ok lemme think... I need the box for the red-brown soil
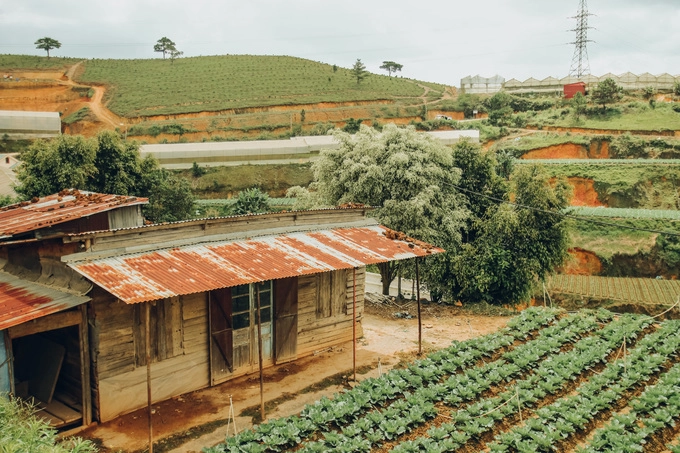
[521,141,609,159]
[560,247,603,275]
[1,67,457,143]
[565,177,605,207]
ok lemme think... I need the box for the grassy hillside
[75,55,445,117]
[0,54,80,71]
[527,99,680,131]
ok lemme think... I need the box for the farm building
[0,110,61,139]
[460,75,505,94]
[0,192,441,428]
[0,153,20,197]
[139,131,480,169]
[564,82,587,99]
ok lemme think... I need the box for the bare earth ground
[75,300,510,453]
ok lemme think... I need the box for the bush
[0,397,98,453]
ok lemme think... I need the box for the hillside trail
[52,61,124,128]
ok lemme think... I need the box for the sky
[2,0,679,86]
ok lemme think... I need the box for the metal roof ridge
[64,206,374,239]
[0,269,92,298]
[62,218,380,263]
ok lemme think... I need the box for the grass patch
[492,131,595,154]
[529,101,680,131]
[62,107,94,125]
[183,163,313,198]
[540,163,680,209]
[570,217,680,258]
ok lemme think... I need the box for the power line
[441,181,680,238]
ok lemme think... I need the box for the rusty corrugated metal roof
[0,189,147,239]
[68,225,443,304]
[0,272,90,331]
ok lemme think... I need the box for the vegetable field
[569,207,680,220]
[75,55,445,117]
[549,275,680,306]
[205,308,680,452]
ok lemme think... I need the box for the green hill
[75,55,446,117]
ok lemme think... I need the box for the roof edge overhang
[66,224,444,305]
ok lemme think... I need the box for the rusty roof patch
[0,272,90,330]
[0,189,147,239]
[68,225,444,304]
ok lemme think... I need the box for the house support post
[416,258,422,355]
[256,286,265,421]
[145,302,153,453]
[353,267,357,382]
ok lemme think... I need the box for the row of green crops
[568,206,680,220]
[73,55,447,117]
[204,308,680,453]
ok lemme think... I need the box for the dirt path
[88,86,123,127]
[78,301,510,453]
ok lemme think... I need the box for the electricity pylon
[569,0,593,78]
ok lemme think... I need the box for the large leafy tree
[591,77,623,111]
[16,134,97,198]
[15,132,194,223]
[34,37,61,58]
[153,37,176,59]
[379,61,403,77]
[290,124,468,294]
[452,164,571,305]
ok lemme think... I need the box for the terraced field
[205,308,680,453]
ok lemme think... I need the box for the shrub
[0,397,98,453]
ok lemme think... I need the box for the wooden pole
[353,267,357,382]
[256,286,265,422]
[145,303,153,453]
[416,258,422,355]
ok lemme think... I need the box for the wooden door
[209,288,233,385]
[254,282,274,367]
[274,277,298,363]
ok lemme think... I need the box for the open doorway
[12,325,84,429]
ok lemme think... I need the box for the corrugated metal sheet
[0,189,148,239]
[68,225,443,304]
[0,272,90,331]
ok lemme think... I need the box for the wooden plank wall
[0,331,9,393]
[297,267,365,357]
[93,291,209,422]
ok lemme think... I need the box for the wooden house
[0,192,441,428]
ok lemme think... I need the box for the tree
[380,61,403,77]
[154,37,176,59]
[230,188,271,215]
[451,164,571,305]
[169,48,183,63]
[484,92,514,127]
[142,170,195,223]
[591,78,623,111]
[571,91,587,120]
[34,37,61,58]
[288,124,468,294]
[351,59,368,84]
[15,132,195,223]
[16,135,97,198]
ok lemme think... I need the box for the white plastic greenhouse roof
[0,110,61,138]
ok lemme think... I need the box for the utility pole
[568,0,594,78]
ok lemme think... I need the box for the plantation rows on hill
[205,308,680,453]
[75,55,444,117]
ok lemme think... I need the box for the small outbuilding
[564,82,587,99]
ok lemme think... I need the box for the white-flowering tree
[289,124,468,294]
